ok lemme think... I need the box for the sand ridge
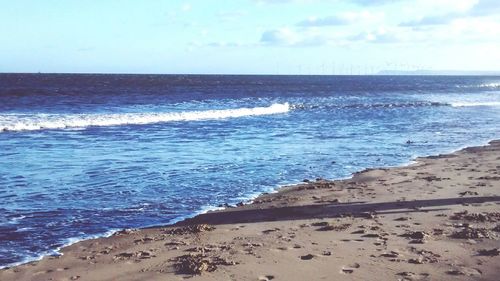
[1,141,499,280]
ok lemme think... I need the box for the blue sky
[1,0,499,74]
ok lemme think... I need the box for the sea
[1,74,499,268]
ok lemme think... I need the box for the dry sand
[1,141,499,281]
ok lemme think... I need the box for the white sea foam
[482,82,500,88]
[0,103,290,132]
[456,82,500,89]
[450,101,500,107]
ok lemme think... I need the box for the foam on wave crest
[449,101,500,107]
[0,103,290,132]
[456,82,500,89]
[290,101,448,110]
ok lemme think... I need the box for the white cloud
[253,0,311,4]
[399,13,459,26]
[260,28,300,45]
[297,11,384,26]
[298,16,350,26]
[395,15,500,45]
[445,17,500,42]
[217,10,246,22]
[350,27,402,43]
[247,0,500,49]
[207,41,245,47]
[397,0,486,27]
[181,3,192,12]
[470,0,500,16]
[253,0,395,4]
[260,27,354,46]
[398,0,500,28]
[350,0,407,5]
[419,0,478,13]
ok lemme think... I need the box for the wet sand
[1,141,499,281]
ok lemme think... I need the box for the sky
[1,0,499,74]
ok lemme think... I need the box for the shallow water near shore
[1,74,499,267]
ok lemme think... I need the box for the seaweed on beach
[316,223,351,231]
[171,253,236,275]
[163,224,215,235]
[450,211,500,222]
[450,227,495,239]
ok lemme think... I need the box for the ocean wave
[290,100,500,110]
[449,101,500,107]
[0,103,290,132]
[290,101,448,110]
[456,82,500,89]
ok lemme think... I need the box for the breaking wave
[290,101,448,110]
[449,101,500,107]
[0,103,290,132]
[456,82,500,89]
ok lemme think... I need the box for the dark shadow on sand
[177,196,500,225]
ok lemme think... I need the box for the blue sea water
[0,74,499,267]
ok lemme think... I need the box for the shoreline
[1,140,500,280]
[1,139,489,269]
[1,140,497,265]
[177,139,500,225]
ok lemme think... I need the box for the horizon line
[1,71,500,76]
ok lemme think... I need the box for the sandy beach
[1,140,499,281]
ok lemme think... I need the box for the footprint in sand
[341,263,360,274]
[258,275,275,281]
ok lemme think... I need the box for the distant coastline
[378,70,500,76]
